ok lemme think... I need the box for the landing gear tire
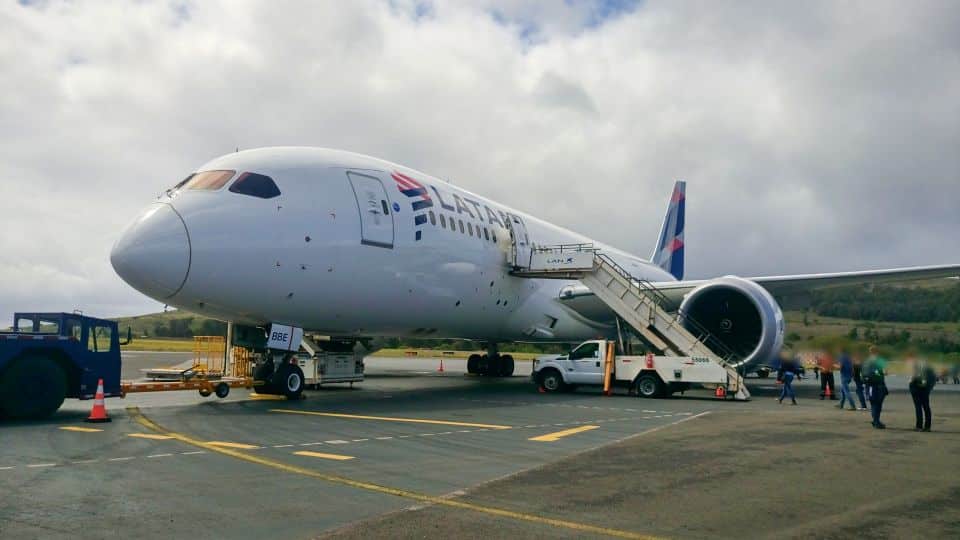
[499,355,515,377]
[276,363,305,400]
[0,356,67,419]
[253,361,276,394]
[635,374,662,399]
[540,370,565,393]
[467,354,481,375]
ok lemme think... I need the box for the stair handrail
[520,244,746,379]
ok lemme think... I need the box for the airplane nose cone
[111,203,190,299]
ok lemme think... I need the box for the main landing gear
[466,344,515,377]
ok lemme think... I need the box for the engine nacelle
[678,276,784,370]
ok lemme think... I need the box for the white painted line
[351,439,369,442]
[0,466,15,470]
[299,442,324,446]
[457,430,472,433]
[398,435,411,438]
[180,451,205,455]
[272,444,294,448]
[375,436,393,440]
[420,433,436,437]
[109,457,136,462]
[71,459,99,465]
[147,453,173,458]
[27,463,56,468]
[436,432,452,436]
[324,440,349,444]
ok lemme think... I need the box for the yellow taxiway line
[269,409,512,430]
[293,450,355,461]
[127,433,174,440]
[207,441,260,450]
[59,426,103,433]
[528,425,599,442]
[127,407,657,539]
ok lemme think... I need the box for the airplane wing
[558,264,960,320]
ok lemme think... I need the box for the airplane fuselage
[113,147,675,343]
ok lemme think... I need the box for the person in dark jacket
[908,355,937,432]
[852,353,868,410]
[863,346,888,429]
[777,353,800,405]
[836,350,856,410]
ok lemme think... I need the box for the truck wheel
[467,354,481,374]
[253,361,276,394]
[199,388,212,397]
[276,364,304,400]
[0,356,67,419]
[635,374,662,398]
[540,369,564,393]
[214,382,230,399]
[500,355,515,377]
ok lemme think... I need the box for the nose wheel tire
[253,361,276,394]
[275,363,304,400]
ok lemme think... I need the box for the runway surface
[2,353,958,539]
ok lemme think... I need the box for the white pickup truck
[531,339,744,399]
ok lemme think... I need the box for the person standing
[863,346,888,429]
[818,352,837,400]
[908,355,936,432]
[852,353,868,411]
[836,350,856,410]
[778,353,800,405]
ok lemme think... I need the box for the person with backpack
[863,346,888,429]
[777,352,800,405]
[852,353,868,410]
[908,354,936,432]
[836,349,857,410]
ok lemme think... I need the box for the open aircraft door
[509,214,532,267]
[347,171,394,249]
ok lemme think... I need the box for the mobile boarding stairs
[510,243,750,400]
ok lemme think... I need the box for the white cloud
[0,0,957,319]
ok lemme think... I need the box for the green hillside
[110,279,960,358]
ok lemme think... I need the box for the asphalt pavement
[2,354,957,539]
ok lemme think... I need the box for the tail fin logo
[652,181,685,280]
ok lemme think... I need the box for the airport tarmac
[2,353,959,539]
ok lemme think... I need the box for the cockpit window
[229,172,281,199]
[185,170,236,191]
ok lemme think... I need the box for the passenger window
[458,220,465,234]
[185,170,235,190]
[468,223,474,236]
[429,211,436,226]
[483,228,490,241]
[229,172,281,199]
[491,232,497,243]
[66,319,82,341]
[439,214,446,228]
[87,325,114,353]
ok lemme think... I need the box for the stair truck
[531,339,750,400]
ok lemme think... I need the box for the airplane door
[347,171,394,249]
[509,215,532,267]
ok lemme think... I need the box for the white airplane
[111,147,960,380]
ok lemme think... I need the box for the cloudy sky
[1,0,958,318]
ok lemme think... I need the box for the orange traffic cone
[715,386,726,398]
[85,378,111,423]
[825,384,833,399]
[437,358,445,373]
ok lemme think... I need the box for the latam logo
[391,171,433,241]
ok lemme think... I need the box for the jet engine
[678,276,784,370]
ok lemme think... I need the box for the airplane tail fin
[651,180,685,280]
